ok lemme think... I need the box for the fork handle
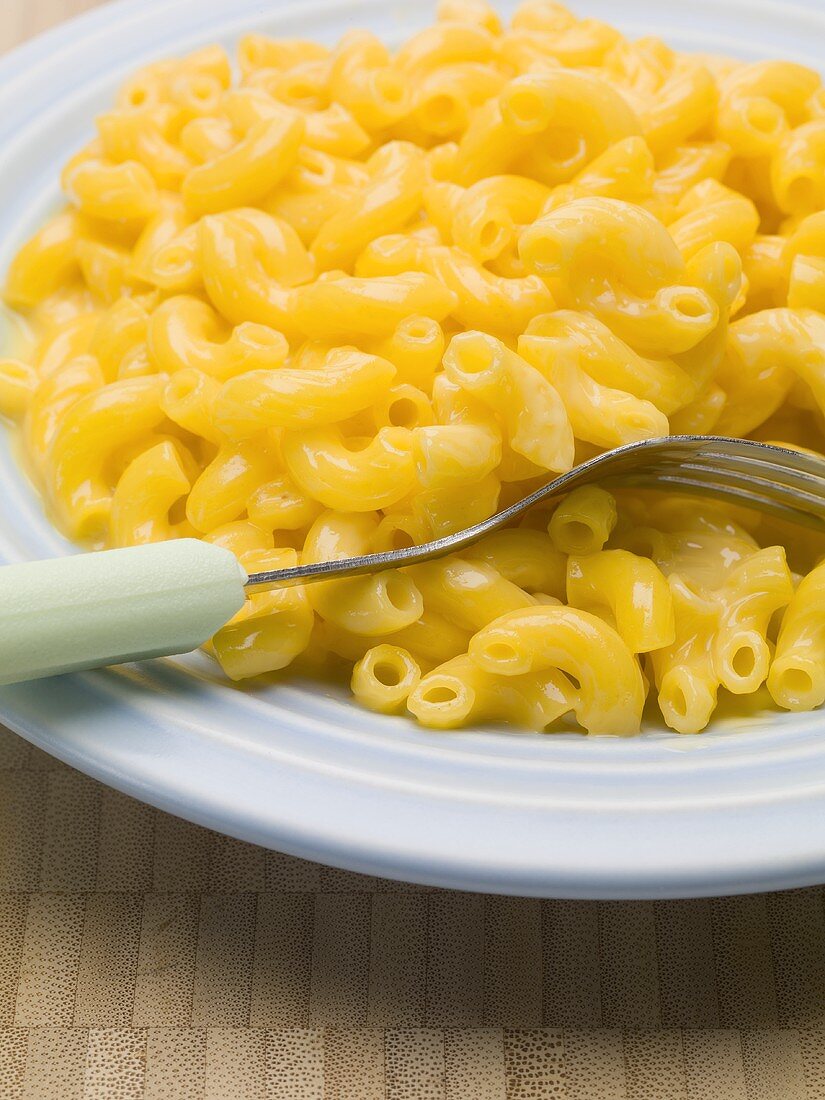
[0,540,247,687]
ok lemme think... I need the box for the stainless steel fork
[2,435,824,686]
[245,435,825,589]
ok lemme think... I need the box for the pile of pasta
[3,0,825,735]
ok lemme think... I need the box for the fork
[2,435,824,686]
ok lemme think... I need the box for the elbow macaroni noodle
[3,1,825,735]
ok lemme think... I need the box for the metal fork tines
[612,440,825,529]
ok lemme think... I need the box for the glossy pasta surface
[3,0,825,736]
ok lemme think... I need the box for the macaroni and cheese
[3,0,825,736]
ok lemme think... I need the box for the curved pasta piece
[86,298,149,383]
[319,610,471,667]
[631,529,791,727]
[115,45,232,108]
[772,120,825,216]
[519,194,685,294]
[203,520,273,557]
[410,556,534,632]
[299,104,371,157]
[788,253,825,311]
[450,98,533,185]
[311,141,425,271]
[413,422,501,488]
[161,368,224,444]
[548,487,617,555]
[302,511,423,635]
[186,438,277,531]
[407,654,577,730]
[717,61,820,157]
[745,213,825,312]
[769,561,825,712]
[138,221,202,294]
[520,198,718,355]
[267,97,341,153]
[395,22,496,75]
[97,105,194,189]
[435,0,502,33]
[199,212,302,336]
[65,159,159,223]
[518,309,694,415]
[4,211,81,308]
[667,179,759,260]
[170,71,227,121]
[76,238,141,304]
[180,116,235,162]
[449,175,552,262]
[407,62,505,140]
[351,645,422,715]
[650,576,720,734]
[370,510,430,553]
[215,348,396,436]
[601,36,672,102]
[667,383,726,434]
[672,241,742,393]
[148,295,288,381]
[641,63,717,152]
[212,548,315,680]
[715,308,825,436]
[34,311,100,377]
[469,605,646,734]
[566,549,676,653]
[291,272,457,338]
[264,149,368,245]
[413,471,501,539]
[519,320,669,447]
[501,18,620,72]
[327,31,410,131]
[369,316,445,391]
[620,522,762,591]
[713,546,793,695]
[46,375,166,540]
[24,355,104,474]
[182,110,304,214]
[500,69,641,181]
[541,135,656,212]
[464,529,566,598]
[358,233,553,335]
[424,245,556,333]
[110,439,194,547]
[0,359,37,419]
[652,141,732,204]
[283,425,416,510]
[743,233,789,309]
[225,208,317,289]
[440,174,550,262]
[237,34,330,77]
[249,60,330,113]
[247,474,322,532]
[371,383,434,431]
[444,330,574,471]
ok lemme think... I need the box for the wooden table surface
[1,0,102,56]
[4,2,825,1098]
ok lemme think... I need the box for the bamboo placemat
[4,2,825,1096]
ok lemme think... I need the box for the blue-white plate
[1,0,824,898]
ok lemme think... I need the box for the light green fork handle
[0,539,247,686]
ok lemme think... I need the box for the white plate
[1,0,825,899]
